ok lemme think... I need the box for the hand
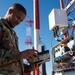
[20,49,39,62]
[29,63,40,71]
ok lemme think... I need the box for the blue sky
[0,0,75,75]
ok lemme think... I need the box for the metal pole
[60,0,64,9]
[33,0,40,75]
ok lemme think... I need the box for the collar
[0,18,12,30]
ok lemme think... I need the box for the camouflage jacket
[0,18,30,74]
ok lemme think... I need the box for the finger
[33,53,39,58]
[35,63,39,70]
[30,64,35,71]
[29,50,38,56]
[31,49,38,53]
[34,50,38,53]
[27,54,36,62]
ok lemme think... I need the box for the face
[8,9,26,28]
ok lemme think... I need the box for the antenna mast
[25,17,33,49]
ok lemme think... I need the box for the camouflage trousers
[0,73,20,75]
[0,71,21,75]
[0,62,22,75]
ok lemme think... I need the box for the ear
[8,9,13,14]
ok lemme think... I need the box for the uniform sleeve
[0,49,20,65]
[0,23,20,65]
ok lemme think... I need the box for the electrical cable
[68,15,75,22]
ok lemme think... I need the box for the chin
[11,24,15,28]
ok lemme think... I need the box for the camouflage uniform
[0,18,30,75]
